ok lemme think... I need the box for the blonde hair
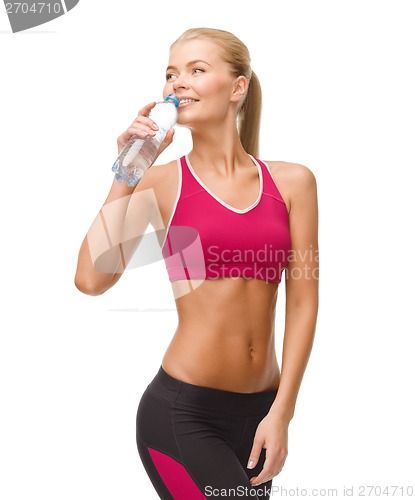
[171,28,262,157]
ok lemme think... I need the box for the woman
[75,27,319,500]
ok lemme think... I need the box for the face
[164,39,246,129]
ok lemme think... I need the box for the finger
[246,438,264,470]
[137,101,157,117]
[159,128,175,150]
[250,469,273,487]
[127,124,157,140]
[154,129,175,160]
[250,449,285,486]
[249,448,276,486]
[163,128,175,145]
[133,115,159,131]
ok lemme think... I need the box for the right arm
[74,102,175,296]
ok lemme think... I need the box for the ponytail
[237,71,262,157]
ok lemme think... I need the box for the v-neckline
[185,154,263,214]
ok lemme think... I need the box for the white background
[1,1,414,498]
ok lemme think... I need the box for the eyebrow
[166,59,212,71]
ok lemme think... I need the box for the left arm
[268,162,319,420]
[248,163,319,485]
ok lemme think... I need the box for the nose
[172,74,189,92]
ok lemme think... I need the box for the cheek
[163,82,172,97]
[198,77,230,97]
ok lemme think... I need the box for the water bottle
[112,94,180,187]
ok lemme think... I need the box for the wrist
[267,404,294,424]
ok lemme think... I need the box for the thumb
[247,438,263,469]
[163,127,175,147]
[153,128,175,162]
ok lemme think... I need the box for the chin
[177,112,209,129]
[177,115,197,129]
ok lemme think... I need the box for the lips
[178,97,199,108]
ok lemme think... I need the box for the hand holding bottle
[116,102,173,154]
[113,95,179,186]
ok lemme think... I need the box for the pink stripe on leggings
[148,447,206,499]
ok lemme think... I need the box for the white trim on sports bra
[185,154,263,214]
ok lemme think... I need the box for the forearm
[74,177,144,295]
[269,300,318,423]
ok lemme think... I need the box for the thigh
[136,390,268,499]
[136,390,179,499]
[137,389,212,499]
[171,402,268,499]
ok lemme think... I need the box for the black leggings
[136,366,278,499]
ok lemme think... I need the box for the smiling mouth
[179,98,199,107]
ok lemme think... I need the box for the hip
[139,365,278,418]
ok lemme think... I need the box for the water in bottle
[112,94,180,186]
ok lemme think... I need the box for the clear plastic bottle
[112,94,180,186]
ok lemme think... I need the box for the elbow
[74,276,108,296]
[287,296,319,314]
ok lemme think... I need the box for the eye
[193,68,205,74]
[166,73,177,81]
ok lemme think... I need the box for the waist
[173,278,277,354]
[163,324,279,393]
[145,365,278,416]
[164,277,280,392]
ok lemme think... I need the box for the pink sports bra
[161,155,291,284]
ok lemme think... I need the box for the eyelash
[166,68,205,81]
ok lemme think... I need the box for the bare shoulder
[137,159,178,188]
[266,160,317,187]
[265,161,317,213]
[132,159,178,200]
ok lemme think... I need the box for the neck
[187,116,251,174]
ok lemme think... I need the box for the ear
[230,75,249,104]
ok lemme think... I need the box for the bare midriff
[154,159,287,394]
[162,276,281,393]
